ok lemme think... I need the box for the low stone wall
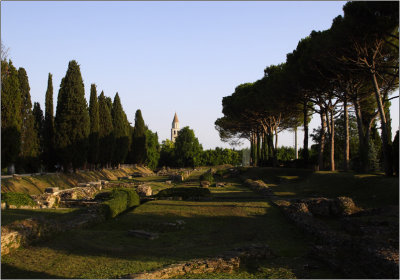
[121,244,272,279]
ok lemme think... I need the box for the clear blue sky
[2,1,398,149]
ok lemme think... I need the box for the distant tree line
[158,127,242,168]
[1,56,241,173]
[1,59,160,173]
[215,1,399,176]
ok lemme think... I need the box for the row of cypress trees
[1,59,157,173]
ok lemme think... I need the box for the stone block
[127,230,159,240]
[136,184,153,196]
[45,187,59,193]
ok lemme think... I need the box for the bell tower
[171,112,180,142]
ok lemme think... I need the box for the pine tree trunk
[354,100,368,173]
[371,72,393,176]
[274,127,278,151]
[303,100,309,164]
[330,110,335,171]
[256,131,261,167]
[344,96,349,171]
[319,113,326,171]
[295,127,298,160]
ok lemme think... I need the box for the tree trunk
[295,127,298,160]
[303,100,309,164]
[371,72,393,176]
[7,163,15,175]
[330,110,335,171]
[250,133,254,166]
[319,112,326,171]
[354,99,368,173]
[256,131,261,167]
[344,95,349,171]
[274,127,278,151]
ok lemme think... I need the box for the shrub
[101,188,140,218]
[157,187,211,199]
[215,169,227,178]
[200,171,214,183]
[1,192,37,207]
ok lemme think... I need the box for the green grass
[1,192,37,207]
[1,208,84,226]
[4,167,393,279]
[2,178,338,279]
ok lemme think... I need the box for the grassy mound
[101,188,140,218]
[1,192,37,208]
[157,187,211,199]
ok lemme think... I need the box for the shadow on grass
[1,208,85,226]
[1,263,63,279]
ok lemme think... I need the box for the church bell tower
[171,112,180,142]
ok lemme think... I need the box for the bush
[157,187,211,199]
[1,192,37,207]
[101,188,140,218]
[200,171,214,183]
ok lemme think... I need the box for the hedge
[1,192,37,207]
[157,187,211,199]
[199,171,214,183]
[101,188,140,218]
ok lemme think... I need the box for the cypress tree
[18,67,39,172]
[55,60,90,172]
[88,84,100,168]
[98,91,114,167]
[43,73,56,170]
[111,93,130,167]
[33,102,44,155]
[1,60,22,173]
[131,109,147,164]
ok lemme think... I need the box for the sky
[2,1,398,150]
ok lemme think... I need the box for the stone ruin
[274,197,399,279]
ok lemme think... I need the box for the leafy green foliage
[174,126,203,168]
[145,129,160,169]
[1,192,37,207]
[1,60,22,170]
[200,147,241,166]
[101,188,140,218]
[156,187,211,199]
[158,139,175,167]
[54,60,90,171]
[200,170,214,183]
[88,84,100,165]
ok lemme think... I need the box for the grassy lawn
[242,167,399,209]
[1,178,340,279]
[1,208,85,226]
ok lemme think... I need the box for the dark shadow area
[1,263,63,279]
[1,208,86,226]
